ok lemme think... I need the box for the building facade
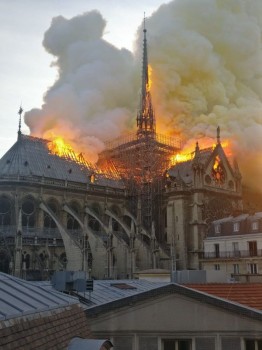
[201,212,262,281]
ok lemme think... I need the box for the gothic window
[211,155,226,184]
[22,197,36,228]
[0,197,11,226]
[67,214,80,230]
[88,215,100,231]
[44,199,59,229]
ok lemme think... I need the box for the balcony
[202,249,262,259]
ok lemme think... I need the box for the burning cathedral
[0,24,242,280]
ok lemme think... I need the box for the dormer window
[233,222,240,232]
[215,224,221,234]
[252,221,258,231]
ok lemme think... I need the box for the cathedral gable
[203,144,237,192]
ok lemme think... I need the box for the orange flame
[48,137,74,157]
[147,64,153,92]
[170,152,192,165]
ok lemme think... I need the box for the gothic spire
[137,14,156,138]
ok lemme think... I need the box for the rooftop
[185,283,262,310]
[0,272,78,321]
[0,134,124,189]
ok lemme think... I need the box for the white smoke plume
[25,10,139,162]
[140,0,262,191]
[25,1,262,191]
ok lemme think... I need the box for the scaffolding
[98,130,180,239]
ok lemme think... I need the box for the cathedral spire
[137,14,156,138]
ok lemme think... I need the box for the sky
[0,0,168,157]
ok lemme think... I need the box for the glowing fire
[170,139,232,166]
[147,64,153,92]
[49,137,74,157]
[170,152,192,165]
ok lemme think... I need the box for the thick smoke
[25,1,262,191]
[141,0,262,191]
[25,10,139,162]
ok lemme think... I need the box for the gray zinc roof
[168,147,213,185]
[0,134,124,188]
[0,272,79,321]
[84,279,262,321]
[79,279,168,309]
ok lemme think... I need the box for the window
[232,242,240,257]
[163,339,191,350]
[247,263,258,274]
[214,264,220,271]
[248,241,257,256]
[233,222,240,232]
[215,224,221,234]
[195,337,215,350]
[245,339,262,350]
[252,221,259,231]
[221,337,241,350]
[214,244,220,258]
[233,264,239,274]
[139,337,158,350]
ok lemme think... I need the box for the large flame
[170,139,232,165]
[49,137,74,158]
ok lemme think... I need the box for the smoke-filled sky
[0,0,167,154]
[2,0,262,191]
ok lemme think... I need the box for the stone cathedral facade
[0,27,243,280]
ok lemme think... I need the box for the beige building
[201,212,262,282]
[85,279,262,350]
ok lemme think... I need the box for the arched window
[44,199,59,229]
[0,197,11,226]
[22,197,36,228]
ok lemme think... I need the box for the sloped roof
[185,283,262,311]
[168,147,213,184]
[0,134,124,188]
[0,272,78,321]
[82,280,262,321]
[81,279,167,309]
